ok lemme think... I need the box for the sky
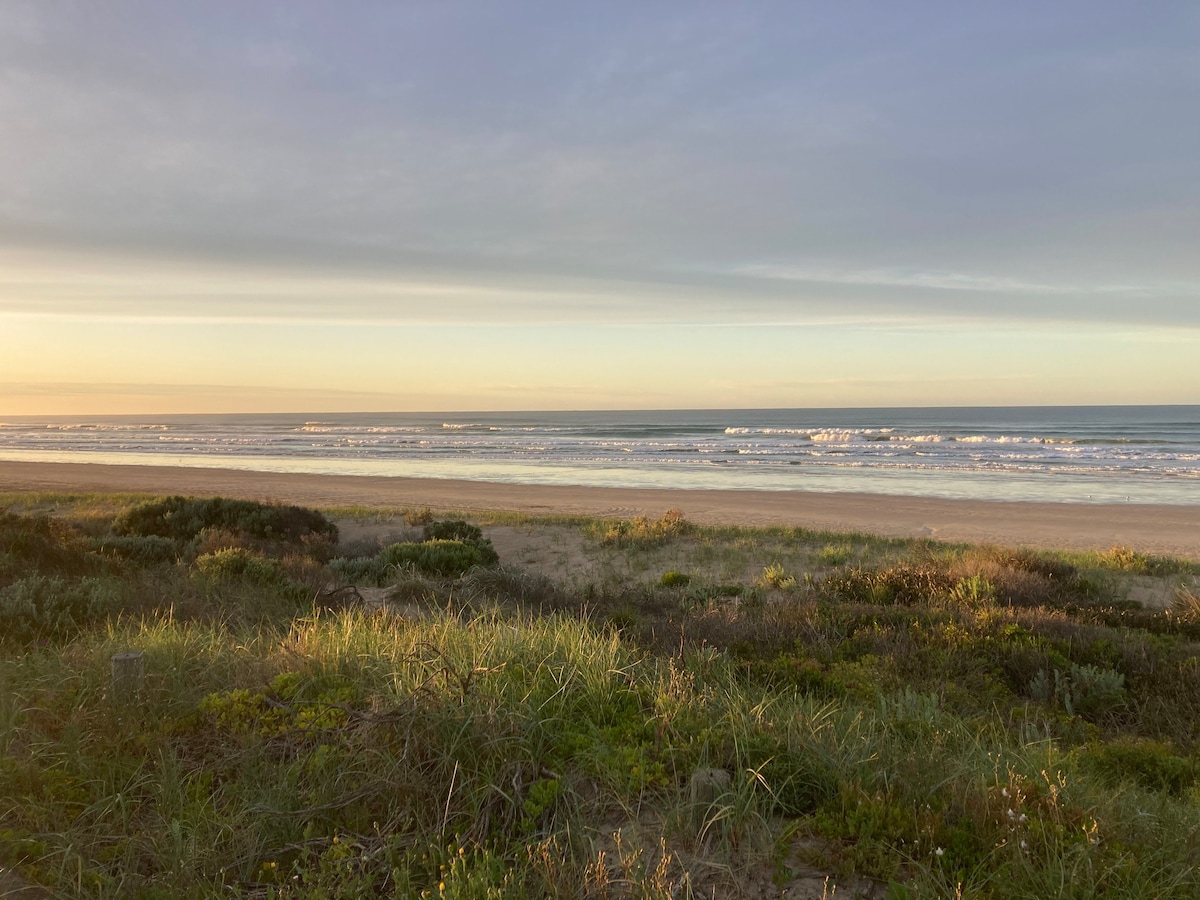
[1,1,1197,414]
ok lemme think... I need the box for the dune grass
[2,496,1200,897]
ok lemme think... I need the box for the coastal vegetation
[2,493,1200,897]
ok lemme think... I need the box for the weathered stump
[687,767,732,831]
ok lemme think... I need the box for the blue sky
[1,1,1197,413]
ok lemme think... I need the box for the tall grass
[3,497,1200,897]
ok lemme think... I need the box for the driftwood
[314,584,364,612]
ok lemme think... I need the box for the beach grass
[3,494,1200,897]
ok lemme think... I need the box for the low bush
[0,512,102,578]
[194,548,288,586]
[597,509,691,546]
[1028,663,1127,718]
[423,519,483,544]
[91,534,179,567]
[660,570,690,588]
[755,563,797,590]
[821,563,956,605]
[0,575,127,643]
[948,574,997,605]
[330,523,503,587]
[115,496,337,546]
[816,544,853,567]
[1095,545,1188,576]
[461,566,561,608]
[379,539,485,578]
[328,555,388,587]
[1078,738,1197,795]
[985,547,1078,581]
[423,519,499,565]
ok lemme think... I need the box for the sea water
[1,406,1198,505]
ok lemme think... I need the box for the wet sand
[1,459,1198,559]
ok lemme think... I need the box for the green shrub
[816,544,853,567]
[379,540,484,578]
[660,570,690,588]
[1029,663,1126,718]
[0,575,126,643]
[330,530,501,587]
[461,566,561,607]
[753,747,838,815]
[405,507,435,525]
[0,512,102,577]
[755,563,797,590]
[821,563,956,605]
[1078,738,1197,795]
[328,555,389,587]
[1094,545,1187,576]
[423,520,499,565]
[198,670,360,738]
[597,509,690,546]
[115,496,337,545]
[92,534,180,567]
[194,548,286,585]
[990,548,1078,581]
[949,574,997,605]
[423,519,483,544]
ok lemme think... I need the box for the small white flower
[935,847,944,857]
[1001,788,1009,797]
[1018,813,1028,823]
[1006,809,1016,819]
[1020,840,1028,850]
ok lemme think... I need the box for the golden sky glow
[2,3,1197,414]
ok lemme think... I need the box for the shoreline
[1,459,1198,559]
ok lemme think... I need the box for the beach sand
[1,459,1197,559]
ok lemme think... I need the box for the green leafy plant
[817,544,853,567]
[0,511,103,577]
[659,570,690,588]
[755,563,797,590]
[1078,738,1197,795]
[422,520,500,565]
[949,574,997,605]
[115,496,337,545]
[1029,663,1126,717]
[821,563,958,605]
[91,534,179,566]
[380,539,485,578]
[0,575,126,643]
[194,548,288,586]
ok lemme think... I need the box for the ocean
[2,406,1199,505]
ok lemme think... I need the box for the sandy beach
[2,459,1198,559]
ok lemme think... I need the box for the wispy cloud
[731,264,1189,297]
[2,242,1197,330]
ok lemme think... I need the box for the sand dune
[1,459,1197,559]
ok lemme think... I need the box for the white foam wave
[44,423,170,431]
[810,431,869,442]
[724,427,815,435]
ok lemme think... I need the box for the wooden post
[687,767,732,831]
[111,651,145,702]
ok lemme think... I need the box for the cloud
[0,2,1196,336]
